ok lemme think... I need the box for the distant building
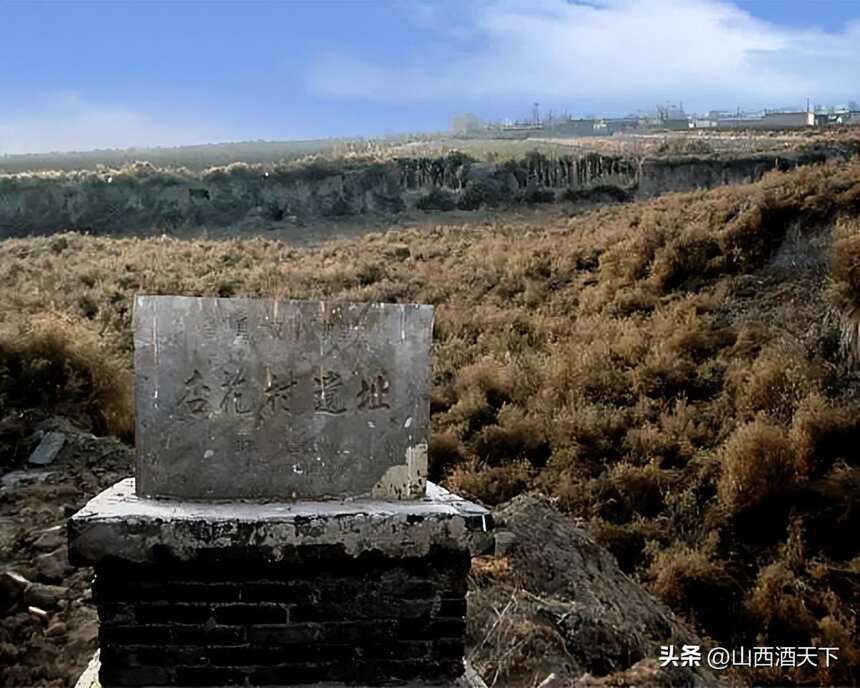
[604,118,639,134]
[759,111,815,128]
[715,118,765,130]
[546,118,597,136]
[717,111,814,130]
[660,118,693,131]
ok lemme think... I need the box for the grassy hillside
[2,159,859,685]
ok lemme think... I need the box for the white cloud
[307,0,860,112]
[0,93,228,155]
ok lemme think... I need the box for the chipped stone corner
[371,442,428,500]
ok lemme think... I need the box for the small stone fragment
[34,547,69,583]
[0,470,53,490]
[494,530,517,556]
[537,673,562,688]
[34,525,65,551]
[0,517,18,553]
[28,431,66,466]
[45,621,67,637]
[28,605,49,622]
[0,571,31,611]
[26,582,66,610]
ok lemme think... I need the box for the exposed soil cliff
[637,145,858,197]
[2,144,853,238]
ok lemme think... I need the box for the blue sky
[1,0,859,153]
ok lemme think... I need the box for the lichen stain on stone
[371,442,428,500]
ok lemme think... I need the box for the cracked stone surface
[68,479,494,565]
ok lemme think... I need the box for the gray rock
[0,571,31,611]
[0,516,18,553]
[468,496,720,686]
[133,296,434,500]
[0,470,53,490]
[27,605,49,623]
[28,431,65,466]
[33,525,65,551]
[46,621,67,637]
[34,547,69,583]
[493,530,517,556]
[26,582,66,610]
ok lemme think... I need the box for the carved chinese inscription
[219,368,253,415]
[133,296,434,500]
[177,370,211,417]
[357,374,390,410]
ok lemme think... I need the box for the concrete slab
[133,296,434,501]
[74,651,489,688]
[68,479,494,565]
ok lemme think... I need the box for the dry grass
[830,217,860,314]
[2,158,860,684]
[717,418,798,514]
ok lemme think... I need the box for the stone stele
[133,296,434,500]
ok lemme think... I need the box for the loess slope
[2,159,860,685]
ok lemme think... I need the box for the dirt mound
[467,495,720,687]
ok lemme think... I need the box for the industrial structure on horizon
[452,102,860,138]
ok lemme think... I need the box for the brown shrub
[454,357,514,408]
[648,545,741,639]
[746,562,817,645]
[725,321,773,359]
[447,460,533,506]
[591,519,663,573]
[791,393,860,477]
[649,233,722,293]
[606,462,671,519]
[470,406,550,468]
[631,345,699,400]
[829,217,860,313]
[732,345,824,423]
[717,419,797,514]
[427,432,464,481]
[0,313,133,437]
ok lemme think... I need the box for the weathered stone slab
[68,478,494,564]
[28,431,65,466]
[133,296,434,500]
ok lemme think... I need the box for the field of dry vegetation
[1,158,860,685]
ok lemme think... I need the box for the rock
[469,495,721,686]
[34,547,70,583]
[0,516,19,553]
[494,530,517,556]
[0,571,31,611]
[537,674,562,688]
[27,605,49,623]
[35,416,89,436]
[0,470,54,490]
[33,525,65,552]
[28,431,65,466]
[26,582,66,610]
[45,621,67,638]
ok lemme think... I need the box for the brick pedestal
[69,479,492,687]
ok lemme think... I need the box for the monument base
[74,651,489,688]
[69,479,493,687]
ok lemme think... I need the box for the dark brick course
[95,545,468,686]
